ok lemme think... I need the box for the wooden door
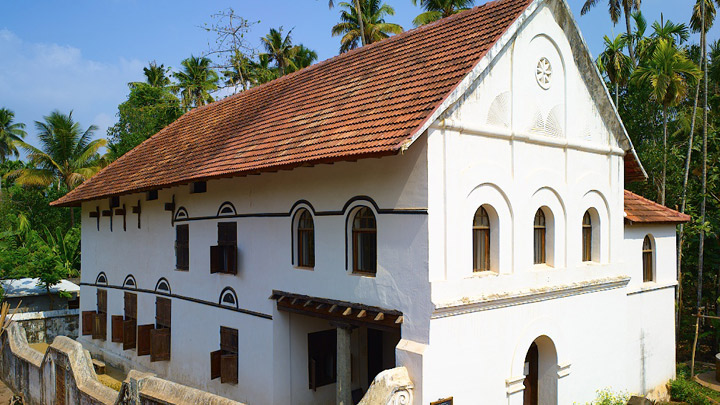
[55,365,66,405]
[523,342,538,405]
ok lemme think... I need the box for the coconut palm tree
[329,0,367,46]
[631,39,701,206]
[9,111,106,225]
[411,0,474,26]
[290,45,318,72]
[690,0,717,33]
[0,108,26,164]
[331,0,403,53]
[172,56,220,110]
[223,51,254,92]
[581,0,642,66]
[597,34,632,107]
[261,27,298,75]
[143,62,172,88]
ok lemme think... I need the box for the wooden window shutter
[82,311,95,335]
[221,354,238,384]
[124,292,137,320]
[211,350,222,380]
[210,245,222,273]
[220,327,238,353]
[97,289,107,314]
[155,297,171,329]
[150,328,171,362]
[123,319,137,350]
[217,222,237,245]
[111,315,124,343]
[137,324,154,356]
[176,224,189,270]
[226,247,237,275]
[92,313,107,340]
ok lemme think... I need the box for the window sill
[174,268,189,272]
[350,271,377,278]
[294,266,315,271]
[469,271,499,279]
[532,264,555,271]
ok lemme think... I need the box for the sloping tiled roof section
[624,154,645,182]
[51,0,534,207]
[624,190,690,224]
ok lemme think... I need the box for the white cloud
[0,29,144,153]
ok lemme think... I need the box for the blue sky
[1,0,717,152]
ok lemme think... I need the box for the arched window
[642,235,654,282]
[533,209,546,264]
[473,207,491,272]
[352,207,377,274]
[96,272,107,285]
[582,211,592,262]
[296,209,315,268]
[155,278,171,294]
[219,288,238,308]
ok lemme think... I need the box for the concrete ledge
[12,308,79,321]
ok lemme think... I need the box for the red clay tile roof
[50,0,535,207]
[624,190,690,224]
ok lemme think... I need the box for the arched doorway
[522,336,558,405]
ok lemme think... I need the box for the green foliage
[331,0,403,53]
[411,0,474,26]
[0,108,27,164]
[584,388,631,405]
[107,82,183,159]
[172,55,220,110]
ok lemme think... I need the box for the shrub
[668,377,712,405]
[587,388,631,405]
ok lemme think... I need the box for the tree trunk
[624,5,637,66]
[697,0,708,315]
[661,107,668,206]
[355,0,366,46]
[677,67,702,342]
[70,207,75,228]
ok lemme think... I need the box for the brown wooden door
[523,342,538,405]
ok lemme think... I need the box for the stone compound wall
[0,321,414,404]
[0,322,243,405]
[13,309,79,344]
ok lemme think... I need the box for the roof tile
[624,190,690,224]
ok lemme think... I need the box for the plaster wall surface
[79,139,430,404]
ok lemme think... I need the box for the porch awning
[269,290,403,331]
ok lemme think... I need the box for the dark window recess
[210,327,238,384]
[297,210,315,268]
[68,296,79,309]
[109,196,120,208]
[352,207,377,274]
[211,222,237,274]
[308,329,336,390]
[190,181,207,194]
[92,289,108,341]
[176,224,190,271]
[146,190,158,201]
[150,297,171,362]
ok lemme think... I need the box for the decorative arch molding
[578,189,611,264]
[123,275,137,289]
[529,186,567,268]
[174,207,189,222]
[154,278,171,294]
[217,201,237,217]
[340,196,380,216]
[288,200,316,216]
[95,272,108,285]
[219,287,239,309]
[462,182,515,275]
[508,315,570,384]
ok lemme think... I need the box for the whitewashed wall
[422,1,675,404]
[78,139,430,404]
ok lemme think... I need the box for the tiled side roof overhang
[624,190,690,224]
[51,0,533,207]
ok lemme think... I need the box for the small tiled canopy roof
[52,0,641,207]
[624,190,690,224]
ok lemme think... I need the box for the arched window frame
[642,235,655,282]
[534,209,547,265]
[219,287,239,308]
[155,278,171,294]
[582,211,592,262]
[349,206,377,275]
[293,208,315,268]
[473,206,491,272]
[96,272,108,285]
[123,275,137,289]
